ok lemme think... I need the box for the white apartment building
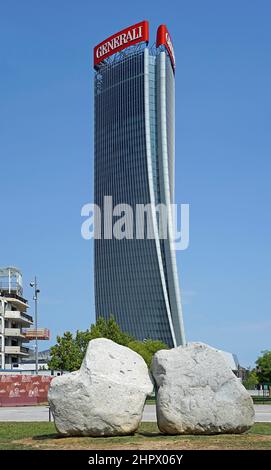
[0,267,33,370]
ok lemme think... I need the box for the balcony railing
[4,346,29,355]
[21,312,33,322]
[4,328,25,338]
[4,311,33,323]
[0,292,28,304]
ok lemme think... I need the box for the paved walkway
[250,405,271,423]
[0,404,270,423]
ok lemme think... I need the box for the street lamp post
[30,277,40,375]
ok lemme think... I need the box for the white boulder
[151,342,254,434]
[48,338,153,436]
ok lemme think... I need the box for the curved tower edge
[144,47,177,347]
[157,51,186,345]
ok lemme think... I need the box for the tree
[73,317,134,358]
[48,318,168,371]
[242,370,259,390]
[87,316,134,345]
[255,350,271,384]
[48,331,82,371]
[127,339,168,368]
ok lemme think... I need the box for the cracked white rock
[48,338,153,436]
[151,342,254,434]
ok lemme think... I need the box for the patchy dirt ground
[13,436,271,450]
[1,422,271,450]
[12,433,271,450]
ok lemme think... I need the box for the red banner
[94,20,149,67]
[156,24,175,70]
[0,375,53,406]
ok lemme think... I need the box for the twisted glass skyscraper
[94,22,185,347]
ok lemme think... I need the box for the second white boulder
[152,342,254,434]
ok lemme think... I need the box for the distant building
[217,348,248,381]
[20,348,51,371]
[218,349,239,372]
[0,267,33,369]
[0,267,49,371]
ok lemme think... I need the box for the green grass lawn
[0,422,271,450]
[145,397,156,405]
[252,396,271,404]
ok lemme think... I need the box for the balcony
[5,346,30,355]
[4,311,33,325]
[4,328,26,339]
[1,293,28,311]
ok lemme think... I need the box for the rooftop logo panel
[94,20,149,67]
[156,24,176,70]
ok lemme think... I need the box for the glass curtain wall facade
[94,42,185,347]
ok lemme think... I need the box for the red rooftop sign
[156,24,176,70]
[94,21,149,67]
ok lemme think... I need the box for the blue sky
[0,0,270,367]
